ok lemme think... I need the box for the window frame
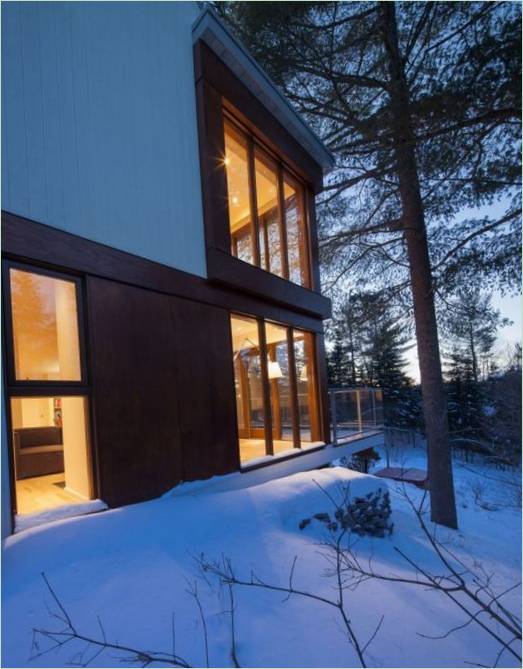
[2,259,89,390]
[2,258,95,518]
[223,111,313,288]
[230,310,324,466]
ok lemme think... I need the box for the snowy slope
[2,461,521,668]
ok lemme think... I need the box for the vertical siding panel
[2,2,206,278]
[2,4,29,214]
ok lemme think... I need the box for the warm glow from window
[11,395,93,515]
[10,269,82,381]
[230,314,322,464]
[223,116,311,287]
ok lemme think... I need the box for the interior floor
[239,437,324,464]
[15,473,85,515]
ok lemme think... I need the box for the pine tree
[357,292,418,428]
[441,287,510,384]
[218,0,521,527]
[327,324,349,387]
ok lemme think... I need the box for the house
[1,2,382,537]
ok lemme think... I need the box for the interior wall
[61,397,91,499]
[54,280,81,380]
[11,397,53,428]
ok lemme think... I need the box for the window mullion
[258,319,274,455]
[287,327,301,449]
[247,136,261,268]
[277,164,289,280]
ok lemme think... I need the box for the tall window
[223,116,311,287]
[230,313,323,465]
[4,263,93,517]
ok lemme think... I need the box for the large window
[223,116,311,287]
[4,263,93,517]
[230,313,323,465]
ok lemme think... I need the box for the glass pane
[10,269,82,381]
[11,395,92,515]
[265,322,294,454]
[284,175,309,287]
[255,149,284,277]
[224,121,254,265]
[230,315,268,463]
[293,330,322,445]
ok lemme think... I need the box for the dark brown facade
[1,39,332,527]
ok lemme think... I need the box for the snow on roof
[192,8,335,174]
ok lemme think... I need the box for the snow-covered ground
[2,450,521,668]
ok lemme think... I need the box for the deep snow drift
[2,458,521,668]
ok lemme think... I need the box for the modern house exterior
[1,2,382,537]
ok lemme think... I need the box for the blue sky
[406,199,521,381]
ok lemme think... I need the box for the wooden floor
[16,473,86,515]
[239,438,324,464]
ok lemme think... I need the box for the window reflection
[10,269,82,381]
[224,121,254,266]
[231,315,267,463]
[231,314,323,465]
[293,330,321,444]
[254,149,283,277]
[265,322,293,454]
[223,116,311,287]
[284,175,309,287]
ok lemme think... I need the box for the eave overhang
[192,8,335,175]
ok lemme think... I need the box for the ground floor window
[10,396,93,515]
[3,261,93,517]
[230,313,323,464]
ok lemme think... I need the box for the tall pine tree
[218,0,521,527]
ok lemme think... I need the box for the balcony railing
[329,387,384,445]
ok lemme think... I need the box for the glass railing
[329,387,384,445]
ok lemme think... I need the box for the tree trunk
[379,2,458,528]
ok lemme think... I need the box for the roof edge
[192,8,335,174]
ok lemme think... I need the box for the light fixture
[232,196,239,205]
[224,156,230,166]
[268,360,283,379]
[300,364,308,381]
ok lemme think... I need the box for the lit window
[230,314,322,464]
[10,268,82,381]
[223,117,311,287]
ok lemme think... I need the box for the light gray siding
[2,1,207,277]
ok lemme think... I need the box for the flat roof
[192,8,335,173]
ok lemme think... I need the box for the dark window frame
[2,259,89,389]
[194,40,330,319]
[224,112,312,287]
[230,310,324,466]
[1,258,96,518]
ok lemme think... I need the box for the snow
[2,457,521,668]
[14,500,108,534]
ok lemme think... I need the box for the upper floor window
[223,116,311,288]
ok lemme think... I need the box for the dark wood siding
[86,276,240,508]
[87,277,183,507]
[173,300,240,480]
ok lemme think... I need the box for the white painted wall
[62,397,91,500]
[2,1,207,277]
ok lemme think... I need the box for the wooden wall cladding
[172,299,240,481]
[87,277,183,507]
[86,276,239,508]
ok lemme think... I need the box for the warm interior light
[232,196,239,205]
[268,360,283,379]
[224,156,230,166]
[300,364,308,382]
